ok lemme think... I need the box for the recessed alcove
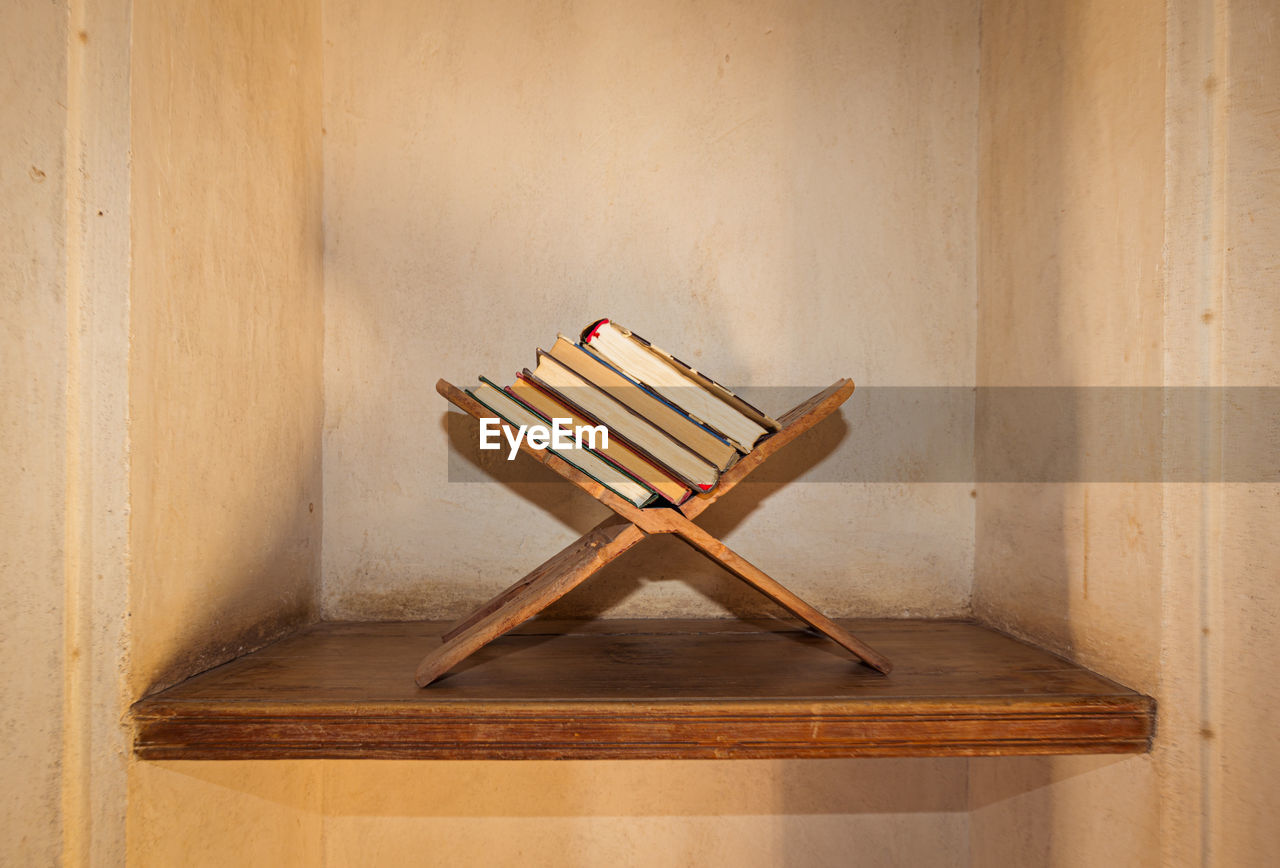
[131,375,1156,760]
[120,0,1172,768]
[12,0,1266,860]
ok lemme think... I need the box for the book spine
[584,320,780,435]
[576,341,737,457]
[517,371,702,499]
[533,350,721,482]
[629,333,780,433]
[579,338,752,453]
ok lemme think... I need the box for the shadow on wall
[138,464,320,699]
[135,758,973,866]
[970,0,1078,857]
[971,0,1167,863]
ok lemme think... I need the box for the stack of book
[466,318,782,508]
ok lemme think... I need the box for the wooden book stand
[417,378,893,686]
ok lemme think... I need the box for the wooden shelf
[132,618,1154,760]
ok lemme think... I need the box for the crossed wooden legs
[416,378,894,686]
[415,508,893,686]
[416,515,646,686]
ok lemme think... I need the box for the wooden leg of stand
[442,515,635,642]
[415,519,648,686]
[666,517,894,675]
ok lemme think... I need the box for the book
[546,335,739,472]
[506,375,693,505]
[467,379,658,508]
[526,350,720,491]
[580,319,781,452]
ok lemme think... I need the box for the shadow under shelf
[132,617,1154,760]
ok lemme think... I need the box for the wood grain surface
[134,619,1155,760]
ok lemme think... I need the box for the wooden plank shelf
[132,619,1154,760]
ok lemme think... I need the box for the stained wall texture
[1197,0,1280,858]
[973,0,1165,688]
[320,0,981,623]
[5,0,1277,863]
[129,758,969,867]
[127,0,326,697]
[3,0,134,860]
[970,0,1280,865]
[970,0,1166,862]
[0,3,69,863]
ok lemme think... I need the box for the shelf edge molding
[131,619,1155,761]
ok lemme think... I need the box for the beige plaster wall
[971,0,1280,865]
[1,3,70,862]
[129,758,968,867]
[321,0,980,622]
[972,0,1166,684]
[1198,0,1280,858]
[9,0,1270,862]
[970,0,1166,863]
[126,0,326,697]
[3,0,134,861]
[123,0,326,860]
[63,0,135,860]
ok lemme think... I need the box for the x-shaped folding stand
[417,378,893,686]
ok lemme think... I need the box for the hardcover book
[527,350,719,491]
[546,335,739,471]
[506,374,693,505]
[580,318,780,452]
[467,379,659,508]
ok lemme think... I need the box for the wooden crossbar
[416,378,892,686]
